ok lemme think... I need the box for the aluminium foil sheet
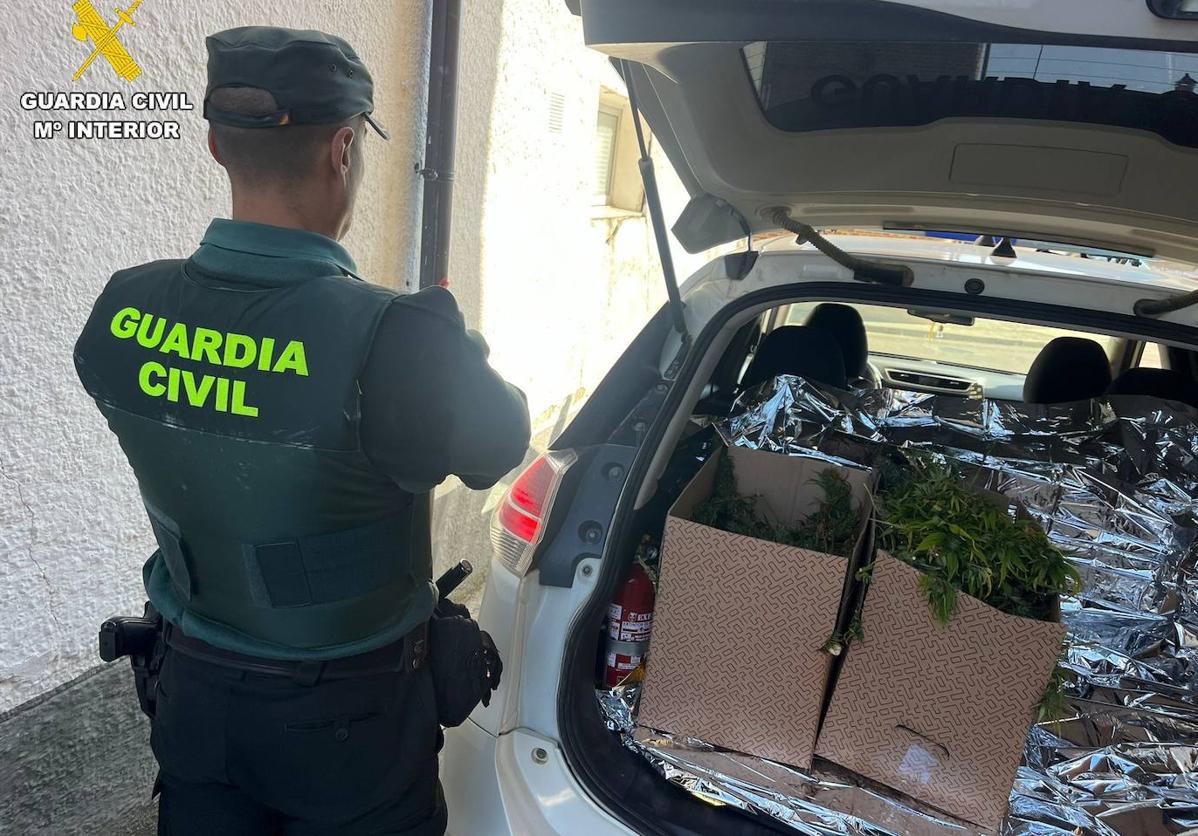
[597,376,1198,835]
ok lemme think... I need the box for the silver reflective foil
[597,376,1198,835]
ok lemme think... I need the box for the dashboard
[870,354,1025,401]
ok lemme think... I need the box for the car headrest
[1107,367,1198,408]
[804,303,868,378]
[1023,336,1112,404]
[740,325,848,391]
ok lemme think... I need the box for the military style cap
[203,26,389,139]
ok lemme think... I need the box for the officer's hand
[427,610,501,725]
[479,630,502,704]
[434,597,471,621]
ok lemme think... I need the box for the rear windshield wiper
[766,207,913,288]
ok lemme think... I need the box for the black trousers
[151,645,447,835]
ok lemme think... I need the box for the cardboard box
[638,445,874,769]
[630,727,988,835]
[816,551,1067,831]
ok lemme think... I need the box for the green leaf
[916,532,944,553]
[878,455,1073,625]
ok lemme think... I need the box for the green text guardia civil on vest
[110,307,310,418]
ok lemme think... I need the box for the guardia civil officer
[74,27,530,834]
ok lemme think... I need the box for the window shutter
[548,92,566,133]
[593,109,619,205]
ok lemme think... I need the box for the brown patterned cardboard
[817,552,1067,831]
[638,446,872,769]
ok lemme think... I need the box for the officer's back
[74,27,529,835]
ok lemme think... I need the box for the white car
[444,1,1198,833]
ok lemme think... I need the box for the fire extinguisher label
[607,651,643,669]
[607,603,623,623]
[617,616,653,642]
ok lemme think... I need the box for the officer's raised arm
[358,285,531,493]
[448,327,531,489]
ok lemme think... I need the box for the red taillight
[509,456,555,523]
[490,450,577,575]
[497,495,540,542]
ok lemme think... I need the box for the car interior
[698,300,1198,414]
[549,2,1198,831]
[564,289,1198,835]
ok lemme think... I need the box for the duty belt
[163,621,428,686]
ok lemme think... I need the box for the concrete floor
[103,795,158,836]
[0,664,157,835]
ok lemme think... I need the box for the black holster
[98,602,165,718]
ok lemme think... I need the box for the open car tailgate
[573,0,1198,263]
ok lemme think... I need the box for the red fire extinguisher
[604,562,656,687]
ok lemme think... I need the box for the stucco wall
[0,0,712,716]
[452,0,706,422]
[0,1,431,712]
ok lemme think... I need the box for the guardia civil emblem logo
[70,0,145,82]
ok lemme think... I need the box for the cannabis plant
[876,456,1079,624]
[692,453,859,557]
[690,453,771,539]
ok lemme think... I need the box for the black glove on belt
[429,599,503,727]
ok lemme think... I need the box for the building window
[593,107,620,204]
[591,89,646,216]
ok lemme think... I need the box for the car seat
[740,325,848,391]
[1107,367,1198,408]
[1023,336,1112,404]
[803,303,877,385]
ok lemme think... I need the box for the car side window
[1140,342,1166,369]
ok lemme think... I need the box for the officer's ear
[207,126,225,167]
[330,125,356,181]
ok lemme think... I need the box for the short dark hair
[208,87,362,185]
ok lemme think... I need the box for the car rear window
[743,41,1198,148]
[785,301,1118,376]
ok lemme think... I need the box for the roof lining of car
[614,42,1198,262]
[572,1,1198,261]
[576,0,1198,53]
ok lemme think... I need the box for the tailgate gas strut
[621,60,689,343]
[766,207,914,287]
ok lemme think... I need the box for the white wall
[0,1,431,711]
[0,0,714,713]
[452,0,708,424]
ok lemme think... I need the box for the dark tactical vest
[75,258,431,656]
